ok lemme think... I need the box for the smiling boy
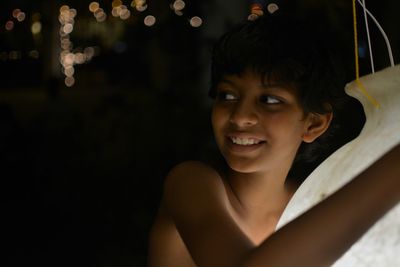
[148,13,400,267]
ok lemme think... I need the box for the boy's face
[211,70,314,175]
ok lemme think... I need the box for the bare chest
[163,215,276,266]
[229,206,281,245]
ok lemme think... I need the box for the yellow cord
[352,0,380,108]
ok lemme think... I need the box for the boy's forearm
[242,144,400,267]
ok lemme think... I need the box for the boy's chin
[225,158,263,174]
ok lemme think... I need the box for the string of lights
[1,1,203,87]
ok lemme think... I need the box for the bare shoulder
[165,160,224,188]
[148,161,232,267]
[163,160,229,213]
[166,160,222,181]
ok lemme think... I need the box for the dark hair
[209,13,365,184]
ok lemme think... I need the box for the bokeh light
[120,9,131,20]
[136,4,148,12]
[63,23,74,34]
[9,51,21,60]
[173,0,185,11]
[267,3,279,14]
[64,76,75,87]
[59,5,70,12]
[12,8,21,18]
[112,0,123,8]
[5,20,14,31]
[189,16,202,27]
[89,2,100,13]
[31,21,42,34]
[28,50,39,59]
[16,12,26,22]
[144,15,156,27]
[94,8,107,22]
[133,0,148,12]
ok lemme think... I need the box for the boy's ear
[302,112,333,143]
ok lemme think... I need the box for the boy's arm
[244,143,400,267]
[163,145,400,267]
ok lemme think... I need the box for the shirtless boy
[148,13,400,267]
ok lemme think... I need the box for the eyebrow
[218,79,236,86]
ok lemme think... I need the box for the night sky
[1,1,399,266]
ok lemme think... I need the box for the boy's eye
[260,95,282,104]
[217,91,237,101]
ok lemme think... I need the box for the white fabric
[277,65,400,266]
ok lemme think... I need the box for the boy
[148,13,400,267]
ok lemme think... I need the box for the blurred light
[144,15,156,26]
[5,20,14,31]
[59,51,68,63]
[64,66,75,77]
[136,4,148,12]
[173,0,185,11]
[58,5,98,87]
[94,7,107,22]
[112,4,129,19]
[9,51,21,60]
[28,50,40,59]
[247,14,259,21]
[174,10,183,16]
[69,9,77,17]
[12,9,21,18]
[119,5,127,12]
[112,0,123,8]
[58,15,66,24]
[112,7,120,17]
[248,3,264,17]
[60,38,70,45]
[84,47,95,59]
[120,9,131,20]
[61,42,72,50]
[132,0,146,7]
[189,16,202,27]
[59,5,70,13]
[64,53,75,65]
[63,23,73,34]
[16,12,26,22]
[65,76,75,87]
[267,3,279,14]
[59,29,68,37]
[74,53,86,64]
[59,10,70,19]
[94,8,104,16]
[31,21,42,34]
[89,2,100,13]
[96,12,107,22]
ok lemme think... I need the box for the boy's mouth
[227,134,266,146]
[230,137,262,146]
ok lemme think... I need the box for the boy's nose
[229,101,258,127]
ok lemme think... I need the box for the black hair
[209,13,365,184]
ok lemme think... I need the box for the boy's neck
[224,168,298,218]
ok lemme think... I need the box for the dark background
[1,1,399,266]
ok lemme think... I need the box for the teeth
[231,137,261,146]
